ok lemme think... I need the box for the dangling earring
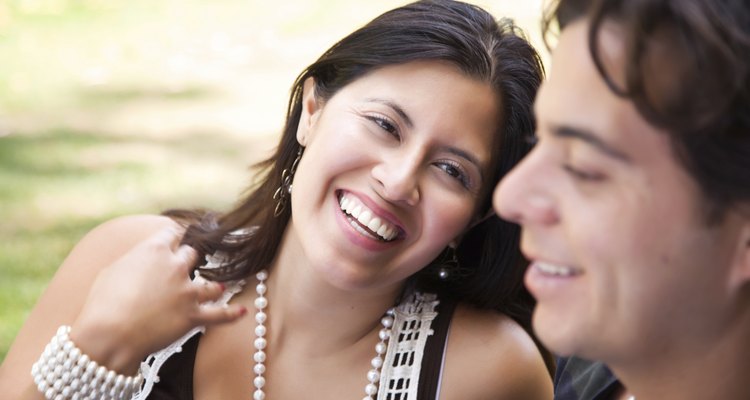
[436,246,460,281]
[273,146,303,217]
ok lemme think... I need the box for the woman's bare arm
[0,214,246,399]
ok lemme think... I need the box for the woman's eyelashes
[435,160,473,189]
[365,114,400,140]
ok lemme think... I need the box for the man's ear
[729,214,750,290]
[296,77,322,146]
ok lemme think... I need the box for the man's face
[493,20,746,364]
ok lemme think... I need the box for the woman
[494,0,750,399]
[1,1,552,399]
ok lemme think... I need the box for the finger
[175,244,198,273]
[147,225,185,250]
[194,304,247,326]
[194,280,226,303]
[166,224,188,250]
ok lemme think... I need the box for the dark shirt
[554,356,622,400]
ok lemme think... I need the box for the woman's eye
[562,164,606,182]
[436,161,471,188]
[366,115,399,139]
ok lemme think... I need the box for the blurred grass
[0,0,281,361]
[0,126,261,361]
[0,0,545,362]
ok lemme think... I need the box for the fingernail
[238,306,247,316]
[218,283,226,291]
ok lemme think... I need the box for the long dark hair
[167,0,548,367]
[544,0,750,222]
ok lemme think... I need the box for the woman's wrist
[31,325,143,400]
[69,319,144,376]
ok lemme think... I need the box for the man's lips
[530,260,582,277]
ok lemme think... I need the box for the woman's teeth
[339,194,398,241]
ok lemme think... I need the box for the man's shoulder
[554,356,621,400]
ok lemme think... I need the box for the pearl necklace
[251,270,395,400]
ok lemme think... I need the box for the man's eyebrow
[364,98,414,128]
[552,125,631,162]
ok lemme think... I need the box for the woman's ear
[296,77,322,146]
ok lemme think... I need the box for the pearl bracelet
[31,326,143,400]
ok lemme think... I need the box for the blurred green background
[0,0,545,361]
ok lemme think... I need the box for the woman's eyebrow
[443,146,483,169]
[442,145,485,181]
[364,97,414,128]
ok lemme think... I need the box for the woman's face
[494,21,747,364]
[290,60,499,291]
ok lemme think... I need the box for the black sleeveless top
[146,298,458,400]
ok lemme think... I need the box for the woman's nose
[371,151,421,206]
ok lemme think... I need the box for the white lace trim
[379,292,439,400]
[132,260,438,399]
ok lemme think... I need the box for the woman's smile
[333,190,406,252]
[338,190,402,243]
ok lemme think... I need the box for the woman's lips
[338,193,399,241]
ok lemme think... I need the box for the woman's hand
[69,226,246,374]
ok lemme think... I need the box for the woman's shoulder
[81,214,181,248]
[56,214,179,271]
[0,214,180,394]
[440,303,553,399]
[63,214,186,278]
[42,213,180,285]
[36,213,180,311]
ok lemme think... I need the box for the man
[493,0,750,399]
